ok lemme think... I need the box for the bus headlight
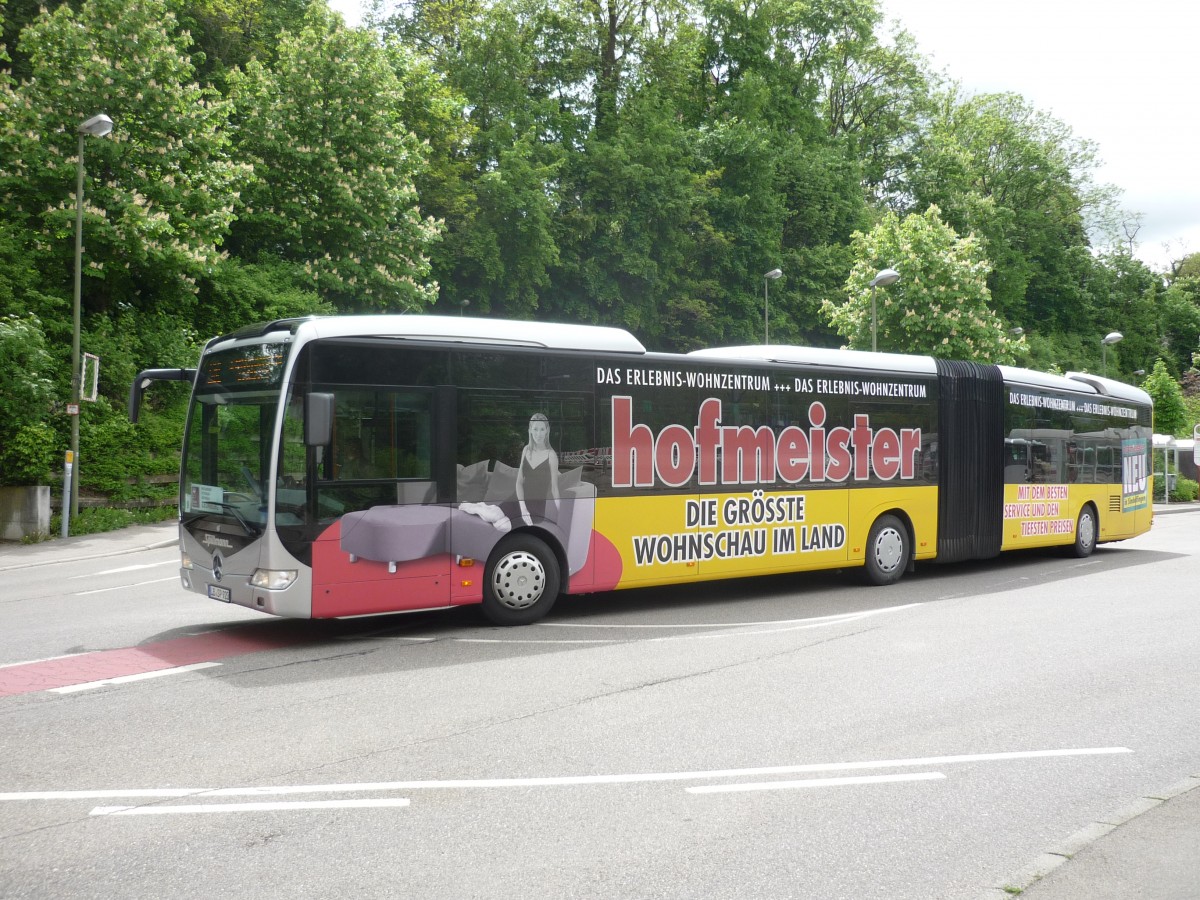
[181,552,194,570]
[250,569,298,590]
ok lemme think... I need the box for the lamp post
[69,113,114,531]
[763,268,782,344]
[1100,331,1123,377]
[868,267,900,352]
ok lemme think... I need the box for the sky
[877,0,1198,273]
[330,0,1197,273]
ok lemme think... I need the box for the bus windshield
[180,342,290,534]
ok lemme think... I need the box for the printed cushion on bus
[559,466,583,493]
[484,461,518,503]
[457,460,489,502]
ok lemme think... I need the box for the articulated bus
[129,315,1153,625]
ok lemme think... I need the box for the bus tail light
[251,569,298,590]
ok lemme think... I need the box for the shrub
[51,504,176,537]
[1170,476,1198,503]
[1154,475,1199,503]
[0,315,56,485]
[0,422,58,485]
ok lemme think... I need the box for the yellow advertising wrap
[594,485,939,590]
[998,483,1150,550]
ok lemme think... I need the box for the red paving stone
[0,625,314,697]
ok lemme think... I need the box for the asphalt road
[1,512,1197,899]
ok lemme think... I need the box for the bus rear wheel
[1070,505,1098,558]
[482,534,561,626]
[863,514,909,586]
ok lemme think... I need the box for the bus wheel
[863,514,909,586]
[1071,505,1098,558]
[482,535,561,626]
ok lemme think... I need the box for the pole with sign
[1194,424,1199,467]
[61,450,74,538]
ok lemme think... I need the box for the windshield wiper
[190,503,263,537]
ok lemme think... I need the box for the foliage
[1171,477,1198,503]
[0,0,247,316]
[225,5,441,311]
[1144,359,1189,436]
[2,0,1198,511]
[168,0,313,87]
[824,206,1021,361]
[1,422,58,486]
[51,503,177,538]
[905,91,1102,333]
[1155,280,1200,376]
[1154,474,1198,504]
[0,315,56,484]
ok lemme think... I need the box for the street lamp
[868,267,900,352]
[763,268,782,344]
[1100,331,1123,377]
[69,113,114,532]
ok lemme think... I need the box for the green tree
[0,0,246,346]
[169,0,314,87]
[1144,359,1188,436]
[1156,278,1200,376]
[907,91,1103,334]
[226,5,441,311]
[1083,250,1159,376]
[824,205,1021,361]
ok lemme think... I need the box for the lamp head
[764,268,782,280]
[79,113,114,138]
[1102,331,1124,346]
[869,268,900,288]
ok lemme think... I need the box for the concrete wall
[0,486,51,541]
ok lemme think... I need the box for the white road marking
[73,576,179,596]
[461,605,922,644]
[0,747,1131,801]
[687,772,946,793]
[49,662,220,693]
[539,605,922,629]
[91,799,410,815]
[69,560,176,579]
[0,652,89,670]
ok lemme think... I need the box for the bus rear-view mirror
[305,392,334,447]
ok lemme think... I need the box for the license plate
[207,584,232,602]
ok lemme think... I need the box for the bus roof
[212,315,648,355]
[293,315,648,355]
[688,345,938,375]
[999,366,1152,406]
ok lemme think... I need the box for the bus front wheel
[1070,505,1098,558]
[482,535,561,626]
[863,514,909,586]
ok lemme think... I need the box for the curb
[1153,504,1200,515]
[977,775,1200,898]
[0,534,177,573]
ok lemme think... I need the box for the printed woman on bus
[516,412,560,525]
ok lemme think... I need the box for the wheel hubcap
[491,551,546,611]
[874,527,904,573]
[1079,513,1095,548]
